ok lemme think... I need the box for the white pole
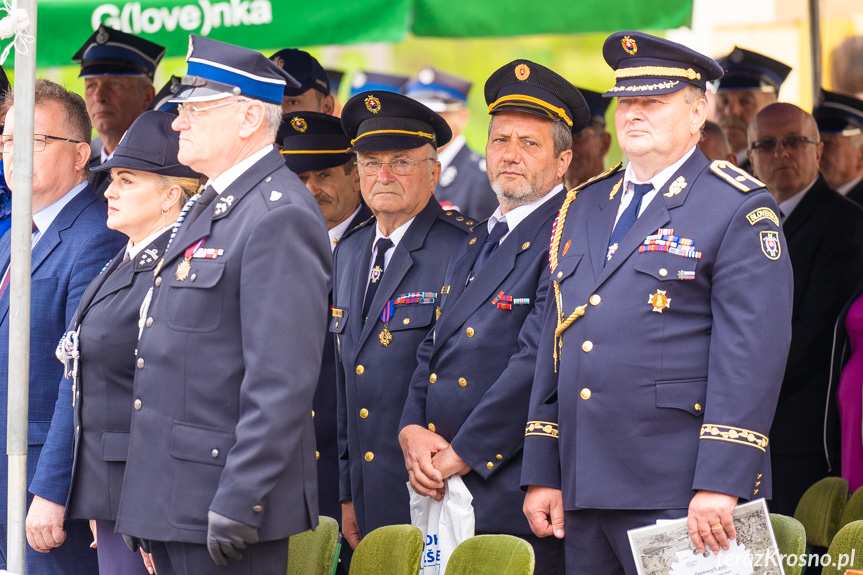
[808,0,822,104]
[6,0,36,572]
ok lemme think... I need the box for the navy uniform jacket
[522,149,794,509]
[770,176,863,459]
[38,231,170,520]
[316,203,372,525]
[400,188,565,535]
[845,178,863,207]
[331,197,472,536]
[88,139,111,197]
[115,149,331,544]
[436,141,498,221]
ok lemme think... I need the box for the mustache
[314,193,332,204]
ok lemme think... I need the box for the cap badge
[291,117,308,133]
[515,64,531,81]
[365,95,381,114]
[96,26,109,45]
[272,56,285,69]
[621,36,638,55]
[418,68,435,84]
[648,289,670,313]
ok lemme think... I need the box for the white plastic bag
[409,475,475,575]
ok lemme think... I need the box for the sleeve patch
[746,207,779,227]
[709,160,766,192]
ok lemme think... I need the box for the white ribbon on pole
[0,0,33,65]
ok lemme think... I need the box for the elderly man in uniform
[565,87,612,188]
[713,47,791,172]
[522,32,794,575]
[281,113,370,571]
[270,48,335,115]
[405,67,498,220]
[814,90,863,204]
[399,60,589,574]
[73,24,164,195]
[114,36,331,575]
[747,102,863,515]
[332,91,472,548]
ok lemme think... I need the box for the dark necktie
[184,185,219,227]
[362,238,394,321]
[468,220,509,283]
[606,183,653,265]
[0,219,38,299]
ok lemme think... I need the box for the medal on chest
[176,238,206,281]
[379,301,394,347]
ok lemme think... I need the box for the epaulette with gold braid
[571,162,624,193]
[709,160,766,193]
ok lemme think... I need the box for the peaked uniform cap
[405,67,472,112]
[715,46,791,92]
[269,48,330,96]
[341,90,451,152]
[73,24,165,79]
[814,89,863,136]
[279,112,353,173]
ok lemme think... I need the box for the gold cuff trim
[351,129,436,146]
[281,148,351,155]
[615,66,701,81]
[700,424,768,452]
[489,94,573,127]
[608,80,680,93]
[526,421,559,438]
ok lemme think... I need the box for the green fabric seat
[794,477,849,548]
[349,524,423,575]
[288,515,340,575]
[820,520,863,575]
[444,534,535,575]
[769,513,806,575]
[839,488,863,530]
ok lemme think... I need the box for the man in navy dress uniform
[405,67,498,220]
[521,32,794,575]
[281,112,371,572]
[713,47,791,172]
[399,60,590,574]
[813,90,863,204]
[72,24,165,196]
[331,91,472,548]
[114,36,330,575]
[565,87,612,188]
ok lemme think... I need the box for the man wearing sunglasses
[1,79,125,574]
[748,102,863,516]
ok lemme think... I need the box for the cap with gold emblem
[341,91,452,152]
[484,60,590,134]
[279,112,353,173]
[602,31,723,97]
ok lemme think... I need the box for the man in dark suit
[565,87,612,188]
[814,90,863,205]
[405,67,498,220]
[1,79,126,573]
[748,102,863,515]
[72,25,164,196]
[113,36,331,575]
[332,91,472,548]
[522,33,793,575]
[399,60,589,575]
[281,112,370,572]
[713,47,791,172]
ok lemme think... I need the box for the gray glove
[206,510,259,566]
[122,534,151,554]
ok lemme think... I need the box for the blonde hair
[155,174,200,204]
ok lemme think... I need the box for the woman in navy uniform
[41,111,200,574]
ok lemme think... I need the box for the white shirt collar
[208,145,273,195]
[616,146,697,223]
[837,174,863,197]
[100,145,113,165]
[487,183,563,241]
[329,204,363,253]
[124,224,173,261]
[32,181,88,239]
[370,216,415,273]
[778,176,819,220]
[437,135,466,171]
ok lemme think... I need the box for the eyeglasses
[749,136,819,154]
[176,98,245,123]
[0,134,85,153]
[356,158,435,176]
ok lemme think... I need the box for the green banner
[32,0,413,68]
[411,0,693,37]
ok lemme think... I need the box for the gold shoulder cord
[550,188,586,372]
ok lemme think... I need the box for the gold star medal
[648,290,670,313]
[176,238,206,281]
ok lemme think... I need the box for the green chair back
[444,534,535,575]
[288,515,340,575]
[793,477,849,548]
[839,488,863,529]
[349,524,423,575]
[820,520,863,575]
[769,513,806,575]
